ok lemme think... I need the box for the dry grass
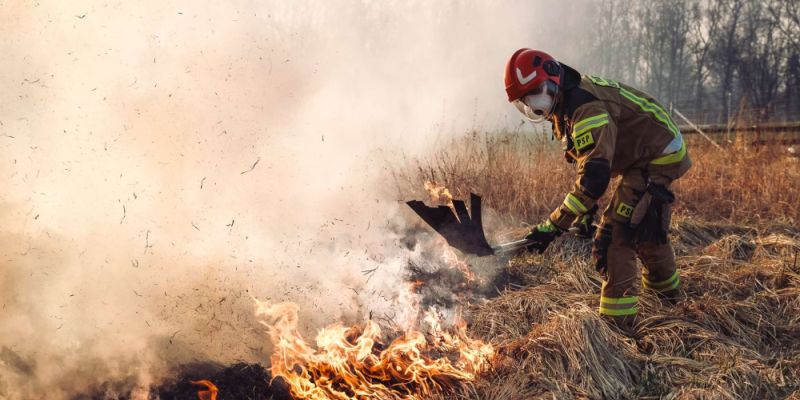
[449,221,800,399]
[397,130,800,399]
[393,130,800,228]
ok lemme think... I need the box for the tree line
[582,0,799,124]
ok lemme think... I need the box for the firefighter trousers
[595,153,692,323]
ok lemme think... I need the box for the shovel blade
[406,193,494,256]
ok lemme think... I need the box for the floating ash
[255,300,494,400]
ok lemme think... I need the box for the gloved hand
[525,219,563,253]
[573,205,599,239]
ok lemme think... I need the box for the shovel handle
[490,227,580,255]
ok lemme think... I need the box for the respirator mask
[512,80,558,123]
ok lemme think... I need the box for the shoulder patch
[616,202,634,219]
[573,131,595,151]
[570,112,608,153]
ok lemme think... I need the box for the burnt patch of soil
[154,362,291,400]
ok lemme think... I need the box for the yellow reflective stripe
[618,88,679,136]
[586,75,620,88]
[599,306,639,316]
[650,141,687,165]
[573,113,609,133]
[600,296,639,305]
[599,295,639,316]
[600,307,638,316]
[619,89,677,133]
[563,193,588,215]
[575,119,609,136]
[586,76,678,137]
[642,270,678,286]
[643,277,680,292]
[643,271,680,291]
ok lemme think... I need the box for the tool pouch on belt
[592,223,613,275]
[629,182,675,244]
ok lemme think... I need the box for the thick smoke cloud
[0,1,591,397]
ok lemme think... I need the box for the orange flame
[256,301,493,399]
[190,380,218,400]
[441,243,477,283]
[408,280,426,292]
[424,181,454,207]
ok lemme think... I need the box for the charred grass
[396,130,800,399]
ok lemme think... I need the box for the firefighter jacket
[547,68,688,230]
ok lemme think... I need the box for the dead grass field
[396,130,800,399]
[395,130,800,227]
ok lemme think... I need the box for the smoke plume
[0,1,591,397]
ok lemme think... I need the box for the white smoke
[0,1,593,397]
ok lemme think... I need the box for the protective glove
[525,219,563,253]
[573,205,599,239]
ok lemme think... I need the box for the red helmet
[504,49,562,102]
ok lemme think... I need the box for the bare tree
[579,0,798,123]
[737,0,787,121]
[687,1,713,115]
[707,0,746,122]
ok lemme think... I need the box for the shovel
[407,193,577,256]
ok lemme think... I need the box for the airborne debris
[144,230,152,254]
[169,330,181,345]
[240,158,260,174]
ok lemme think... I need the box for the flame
[408,280,426,292]
[440,243,477,283]
[423,181,453,207]
[256,301,493,399]
[190,380,219,400]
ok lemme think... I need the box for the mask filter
[522,93,554,122]
[511,80,558,123]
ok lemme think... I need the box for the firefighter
[503,49,692,326]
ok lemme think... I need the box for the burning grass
[253,300,493,400]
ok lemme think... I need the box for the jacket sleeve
[549,102,616,230]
